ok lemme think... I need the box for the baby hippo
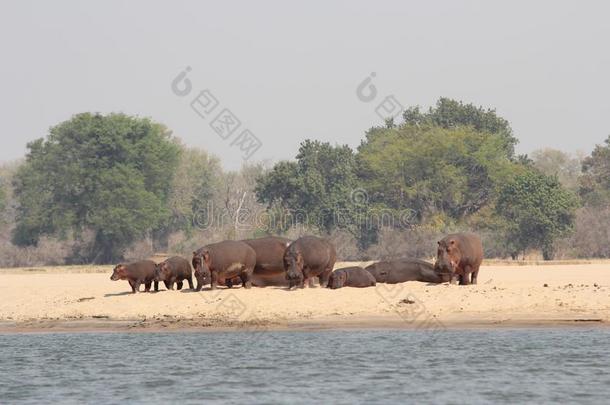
[328,266,376,289]
[155,256,194,291]
[110,260,158,293]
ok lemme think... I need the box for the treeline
[0,99,609,266]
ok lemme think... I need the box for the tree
[215,163,267,240]
[403,98,517,157]
[256,140,367,243]
[579,135,610,206]
[531,148,582,190]
[12,113,181,263]
[160,144,223,248]
[357,124,520,226]
[495,170,578,260]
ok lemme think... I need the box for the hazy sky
[1,0,609,170]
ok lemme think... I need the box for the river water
[1,328,609,404]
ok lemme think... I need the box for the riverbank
[1,263,609,332]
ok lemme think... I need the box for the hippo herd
[110,233,484,293]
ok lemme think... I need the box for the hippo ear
[437,241,441,246]
[450,240,455,245]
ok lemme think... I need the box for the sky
[1,0,609,170]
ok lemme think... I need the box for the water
[1,328,609,404]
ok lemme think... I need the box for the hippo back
[243,236,291,275]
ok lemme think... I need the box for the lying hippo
[434,232,483,285]
[284,236,336,289]
[155,256,194,290]
[366,259,450,284]
[110,260,158,293]
[192,240,257,291]
[328,267,376,289]
[243,236,292,287]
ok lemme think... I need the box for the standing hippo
[365,259,450,284]
[242,236,292,287]
[110,260,159,293]
[328,267,376,289]
[154,256,194,291]
[192,240,256,291]
[434,232,483,285]
[284,236,336,289]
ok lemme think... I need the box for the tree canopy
[256,140,360,235]
[12,113,181,263]
[579,135,610,206]
[402,98,517,158]
[495,170,578,260]
[357,124,519,223]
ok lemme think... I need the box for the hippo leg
[459,266,472,286]
[318,267,332,288]
[154,281,159,292]
[133,280,142,293]
[471,268,479,285]
[240,273,252,289]
[187,277,194,290]
[210,272,219,290]
[144,282,152,292]
[129,280,137,293]
[167,278,175,290]
[163,281,170,290]
[176,280,183,290]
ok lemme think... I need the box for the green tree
[357,124,519,226]
[256,140,368,242]
[403,98,517,157]
[579,135,610,206]
[12,113,181,263]
[495,170,578,260]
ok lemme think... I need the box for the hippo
[434,232,483,285]
[328,266,376,289]
[284,236,336,289]
[366,259,450,284]
[154,256,194,290]
[110,260,159,293]
[242,236,292,287]
[192,240,257,291]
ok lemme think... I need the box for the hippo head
[110,264,127,281]
[154,262,170,282]
[283,247,304,282]
[435,239,461,276]
[328,271,347,289]
[192,250,212,285]
[365,263,387,283]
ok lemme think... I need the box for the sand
[1,262,609,332]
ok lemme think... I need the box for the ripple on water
[0,328,609,404]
